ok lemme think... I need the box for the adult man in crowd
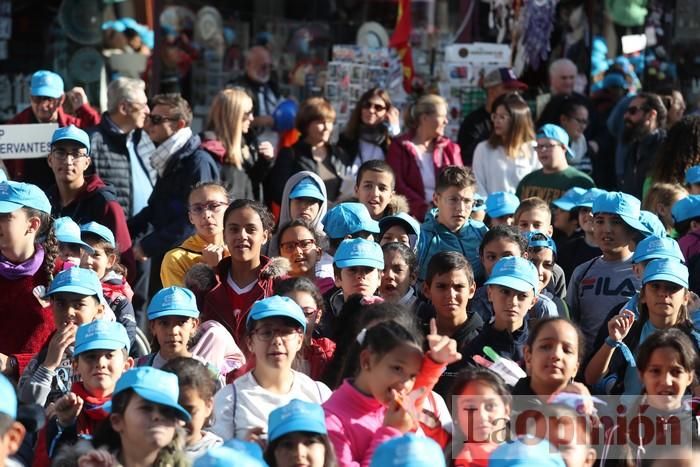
[128,94,220,296]
[457,67,527,166]
[620,92,667,199]
[88,77,156,218]
[537,59,585,126]
[7,70,101,188]
[235,45,279,145]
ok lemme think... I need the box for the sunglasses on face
[147,114,179,125]
[362,102,388,112]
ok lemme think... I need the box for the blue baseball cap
[671,195,700,223]
[370,433,446,467]
[488,437,566,467]
[81,221,116,248]
[323,202,379,239]
[106,367,190,421]
[147,287,200,320]
[289,177,325,202]
[486,192,520,219]
[379,212,421,238]
[573,188,607,209]
[685,166,700,185]
[46,267,103,300]
[602,73,628,90]
[472,192,486,211]
[642,258,689,288]
[74,320,130,356]
[246,295,307,332]
[639,210,667,238]
[632,235,684,264]
[54,217,94,253]
[51,125,91,153]
[0,374,17,419]
[0,181,52,214]
[334,238,384,270]
[194,446,266,467]
[536,124,574,159]
[223,440,265,462]
[30,70,64,98]
[269,399,326,442]
[485,256,539,294]
[551,187,587,211]
[525,231,557,256]
[592,191,650,234]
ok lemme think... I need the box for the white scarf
[150,127,193,177]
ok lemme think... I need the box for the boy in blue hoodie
[417,166,488,283]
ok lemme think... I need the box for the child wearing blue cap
[584,259,699,396]
[161,182,230,288]
[0,374,26,467]
[44,321,132,459]
[211,296,331,441]
[17,267,106,407]
[567,191,651,354]
[276,219,335,294]
[525,231,568,317]
[643,183,687,237]
[551,187,586,240]
[470,192,486,223]
[370,433,445,467]
[485,191,519,227]
[379,212,421,250]
[516,124,594,204]
[672,194,700,261]
[54,217,94,270]
[322,202,380,255]
[418,166,488,283]
[264,399,336,467]
[686,165,700,195]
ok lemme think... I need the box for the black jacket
[621,129,666,200]
[462,320,529,367]
[457,106,491,166]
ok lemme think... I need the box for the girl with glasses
[277,219,334,294]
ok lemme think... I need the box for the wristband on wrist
[605,336,621,348]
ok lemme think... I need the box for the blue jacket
[417,208,487,282]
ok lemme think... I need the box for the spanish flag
[389,0,414,93]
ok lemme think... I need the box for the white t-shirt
[411,143,436,203]
[472,140,540,197]
[211,370,331,440]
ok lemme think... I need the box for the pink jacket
[386,132,463,221]
[323,357,445,467]
[679,231,700,262]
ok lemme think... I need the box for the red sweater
[386,132,463,221]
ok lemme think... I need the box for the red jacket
[304,337,336,381]
[386,132,463,221]
[6,105,101,182]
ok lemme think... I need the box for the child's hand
[383,390,416,433]
[44,323,77,371]
[201,244,226,268]
[245,426,268,450]
[426,318,462,365]
[78,449,118,467]
[556,382,595,416]
[608,310,635,343]
[54,392,84,426]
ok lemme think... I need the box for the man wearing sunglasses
[6,70,101,189]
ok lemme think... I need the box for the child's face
[179,387,213,445]
[75,349,132,397]
[423,269,474,322]
[0,419,25,465]
[487,285,536,331]
[335,266,381,297]
[149,316,198,359]
[247,317,304,369]
[577,207,593,234]
[81,245,116,279]
[361,344,423,405]
[279,226,321,277]
[224,207,269,263]
[187,187,228,241]
[355,170,394,220]
[290,198,321,223]
[516,208,552,235]
[434,186,475,232]
[380,225,411,248]
[525,320,580,390]
[0,209,35,257]
[593,213,635,254]
[111,394,179,454]
[548,416,596,467]
[59,243,83,266]
[641,346,694,411]
[489,215,513,227]
[641,281,688,320]
[481,238,522,278]
[456,380,510,443]
[51,292,103,328]
[552,207,576,233]
[535,137,566,169]
[284,290,321,337]
[274,432,327,467]
[528,248,555,293]
[380,250,415,303]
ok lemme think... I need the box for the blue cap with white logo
[46,267,103,300]
[370,433,446,467]
[488,437,566,467]
[74,320,130,356]
[379,212,421,238]
[81,221,116,248]
[0,181,52,214]
[269,399,326,442]
[632,235,684,264]
[485,192,520,219]
[323,203,379,239]
[289,177,325,202]
[672,195,700,224]
[31,70,64,98]
[147,287,200,320]
[536,124,574,159]
[686,166,700,185]
[642,258,689,288]
[0,374,17,419]
[525,231,557,256]
[485,256,539,294]
[51,125,90,153]
[552,187,587,211]
[246,295,307,332]
[55,217,94,253]
[194,446,266,467]
[334,238,384,270]
[573,188,607,209]
[592,191,650,235]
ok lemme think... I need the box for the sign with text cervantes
[0,123,58,159]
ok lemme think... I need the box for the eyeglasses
[534,143,561,152]
[624,105,649,116]
[441,195,474,207]
[147,114,179,125]
[188,201,228,215]
[568,115,589,126]
[280,239,317,254]
[362,102,387,112]
[252,327,302,341]
[51,148,88,160]
[301,306,319,317]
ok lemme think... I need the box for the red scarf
[71,382,111,435]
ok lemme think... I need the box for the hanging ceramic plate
[356,22,389,48]
[68,47,103,83]
[58,0,102,45]
[160,5,196,35]
[195,6,223,44]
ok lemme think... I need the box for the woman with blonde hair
[643,182,688,236]
[472,92,539,196]
[201,88,275,200]
[386,93,462,220]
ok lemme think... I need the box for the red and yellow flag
[389,0,414,92]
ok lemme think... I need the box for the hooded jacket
[161,234,229,288]
[417,208,488,282]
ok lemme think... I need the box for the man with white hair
[548,58,578,96]
[234,45,279,145]
[87,77,156,217]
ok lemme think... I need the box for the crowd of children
[2,119,700,467]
